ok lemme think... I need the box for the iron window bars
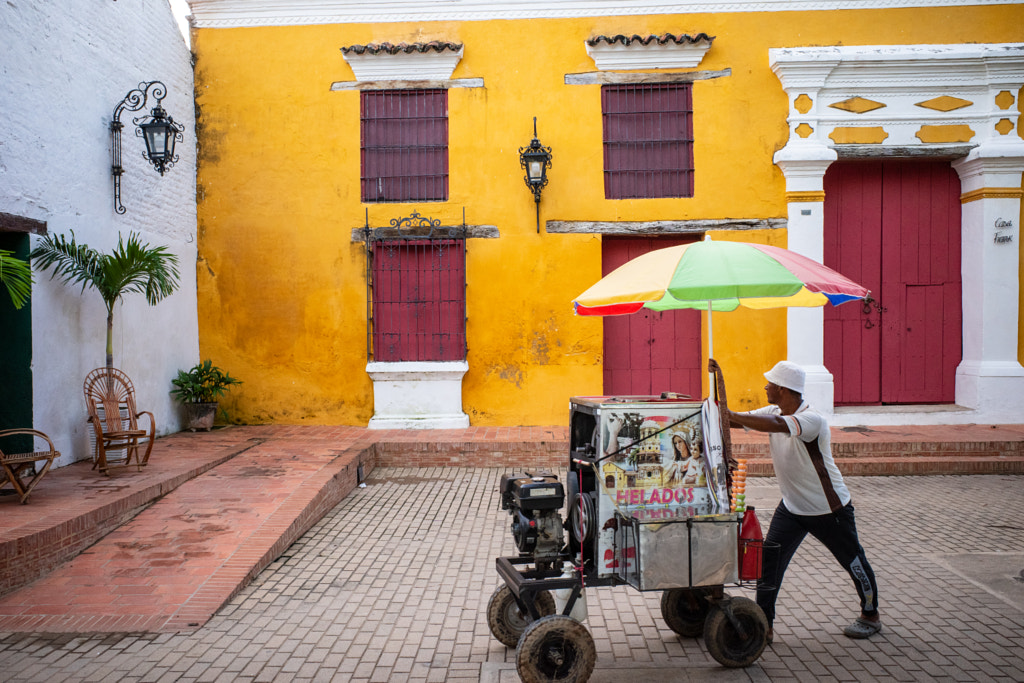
[364,210,467,362]
[602,83,694,200]
[360,90,449,203]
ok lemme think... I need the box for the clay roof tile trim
[342,41,464,56]
[586,33,715,48]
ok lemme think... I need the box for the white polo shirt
[746,402,851,515]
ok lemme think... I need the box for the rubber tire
[487,585,556,648]
[660,587,713,638]
[516,615,597,683]
[703,596,769,668]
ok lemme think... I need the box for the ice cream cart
[488,395,769,682]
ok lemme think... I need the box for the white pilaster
[951,148,1024,421]
[775,151,837,413]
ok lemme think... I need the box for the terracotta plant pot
[184,402,218,431]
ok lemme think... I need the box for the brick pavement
[0,428,375,632]
[1,460,1023,681]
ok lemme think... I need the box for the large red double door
[602,236,702,397]
[823,160,962,405]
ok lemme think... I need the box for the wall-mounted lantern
[519,117,552,233]
[111,81,184,214]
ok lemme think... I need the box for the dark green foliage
[170,360,242,404]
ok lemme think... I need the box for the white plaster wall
[1,0,199,467]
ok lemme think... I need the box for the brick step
[742,456,1024,477]
[733,442,1024,458]
[374,439,1024,476]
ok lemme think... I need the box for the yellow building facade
[188,1,1024,427]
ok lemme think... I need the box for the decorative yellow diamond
[995,119,1015,136]
[795,123,814,138]
[916,96,973,112]
[830,97,885,114]
[794,94,813,114]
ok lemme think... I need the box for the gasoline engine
[499,471,565,564]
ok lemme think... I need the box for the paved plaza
[1,468,1022,682]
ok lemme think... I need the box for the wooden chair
[0,429,60,503]
[83,367,155,475]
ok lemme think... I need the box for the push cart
[488,396,771,682]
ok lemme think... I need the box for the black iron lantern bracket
[519,117,552,233]
[110,81,184,214]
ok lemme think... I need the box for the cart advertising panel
[569,397,737,588]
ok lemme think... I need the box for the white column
[775,145,838,412]
[951,146,1024,421]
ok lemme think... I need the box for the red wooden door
[824,160,961,404]
[603,236,701,397]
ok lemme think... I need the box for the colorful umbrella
[573,236,870,367]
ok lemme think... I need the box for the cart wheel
[660,587,713,638]
[487,585,556,648]
[703,596,768,668]
[516,615,596,683]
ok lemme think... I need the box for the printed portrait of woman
[665,432,703,487]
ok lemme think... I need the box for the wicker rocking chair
[0,429,60,503]
[83,367,155,475]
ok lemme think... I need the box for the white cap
[764,361,805,394]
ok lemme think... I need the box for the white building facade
[1,1,199,466]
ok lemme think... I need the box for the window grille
[361,90,449,202]
[365,212,466,362]
[601,83,694,199]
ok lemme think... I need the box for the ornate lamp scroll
[111,81,185,214]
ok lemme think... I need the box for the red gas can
[739,507,764,581]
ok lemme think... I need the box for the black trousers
[756,500,879,626]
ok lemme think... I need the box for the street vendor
[709,359,882,645]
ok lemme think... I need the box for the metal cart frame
[488,396,770,682]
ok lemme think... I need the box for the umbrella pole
[707,300,716,402]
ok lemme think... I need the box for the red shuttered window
[601,83,694,199]
[361,89,449,202]
[371,239,466,362]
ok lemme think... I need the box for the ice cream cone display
[731,459,748,512]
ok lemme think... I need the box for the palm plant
[0,249,33,309]
[31,231,181,369]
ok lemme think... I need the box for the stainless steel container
[616,512,739,590]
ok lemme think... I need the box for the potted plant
[170,360,242,431]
